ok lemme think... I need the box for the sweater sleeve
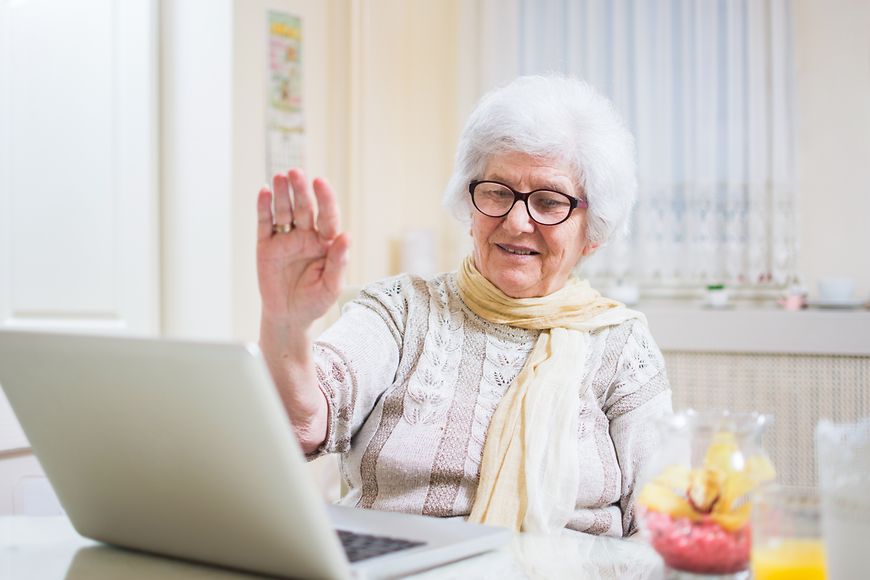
[307,276,410,458]
[604,320,673,536]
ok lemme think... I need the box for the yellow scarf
[458,256,644,533]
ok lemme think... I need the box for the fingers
[257,185,274,241]
[288,168,315,230]
[266,170,341,240]
[313,177,340,240]
[322,233,351,296]
[273,173,294,227]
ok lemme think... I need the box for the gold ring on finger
[272,222,293,234]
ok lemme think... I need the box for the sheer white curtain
[476,0,797,288]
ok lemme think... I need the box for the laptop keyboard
[336,529,426,562]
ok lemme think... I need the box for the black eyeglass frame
[468,180,588,226]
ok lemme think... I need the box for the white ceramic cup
[817,277,855,303]
[400,229,437,279]
[607,282,639,305]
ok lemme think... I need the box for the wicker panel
[663,351,870,488]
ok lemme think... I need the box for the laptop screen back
[0,330,350,579]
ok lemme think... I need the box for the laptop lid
[0,330,351,579]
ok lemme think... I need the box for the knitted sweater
[311,271,672,537]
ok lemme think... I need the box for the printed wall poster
[266,12,304,179]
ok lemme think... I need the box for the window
[475,0,797,290]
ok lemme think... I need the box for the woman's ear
[581,242,600,257]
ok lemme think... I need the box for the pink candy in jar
[643,509,752,574]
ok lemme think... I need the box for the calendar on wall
[266,11,304,180]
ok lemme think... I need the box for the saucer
[807,299,866,309]
[702,303,735,310]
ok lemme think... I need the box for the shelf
[638,303,870,355]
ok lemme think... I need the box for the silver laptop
[0,330,510,579]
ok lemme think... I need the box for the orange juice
[751,538,826,580]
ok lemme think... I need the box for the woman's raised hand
[257,169,350,330]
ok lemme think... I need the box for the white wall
[794,0,870,301]
[343,1,462,286]
[161,0,234,339]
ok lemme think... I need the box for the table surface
[0,515,665,579]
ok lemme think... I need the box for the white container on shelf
[400,229,437,279]
[705,284,729,308]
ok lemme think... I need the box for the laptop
[0,330,510,579]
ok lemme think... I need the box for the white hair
[443,74,637,247]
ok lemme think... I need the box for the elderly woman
[256,75,672,537]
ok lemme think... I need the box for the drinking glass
[816,418,870,580]
[751,486,825,580]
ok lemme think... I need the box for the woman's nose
[501,200,536,233]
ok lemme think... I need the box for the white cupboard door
[0,0,157,458]
[0,0,158,336]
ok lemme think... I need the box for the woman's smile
[495,243,539,257]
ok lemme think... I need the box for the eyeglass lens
[471,182,575,225]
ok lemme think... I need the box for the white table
[0,515,665,579]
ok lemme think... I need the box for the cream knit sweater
[311,272,672,537]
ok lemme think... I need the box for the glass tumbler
[751,486,825,580]
[816,418,870,580]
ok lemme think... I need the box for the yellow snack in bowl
[688,467,725,513]
[640,429,775,532]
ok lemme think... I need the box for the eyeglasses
[468,180,587,226]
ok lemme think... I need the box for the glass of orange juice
[751,485,826,580]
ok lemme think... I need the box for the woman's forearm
[259,317,328,454]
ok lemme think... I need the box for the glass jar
[637,410,775,579]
